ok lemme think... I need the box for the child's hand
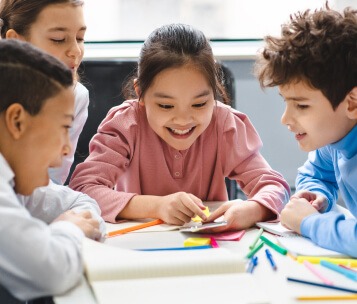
[291,190,328,212]
[158,192,207,225]
[54,210,102,241]
[281,197,318,233]
[202,200,261,233]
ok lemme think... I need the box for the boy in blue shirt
[0,39,104,301]
[254,4,357,257]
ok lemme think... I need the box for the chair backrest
[67,60,238,200]
[66,60,137,183]
[0,284,24,304]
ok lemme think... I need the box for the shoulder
[74,82,90,112]
[74,82,89,97]
[214,101,257,134]
[99,100,143,132]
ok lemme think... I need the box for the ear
[5,104,28,140]
[6,29,26,41]
[133,79,144,105]
[346,87,357,119]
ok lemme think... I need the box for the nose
[174,106,193,124]
[62,140,72,157]
[281,105,292,126]
[66,39,82,59]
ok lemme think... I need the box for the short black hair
[0,39,73,114]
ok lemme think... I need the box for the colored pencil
[107,219,164,237]
[249,228,263,249]
[260,235,287,255]
[287,277,357,293]
[296,294,357,301]
[303,260,334,285]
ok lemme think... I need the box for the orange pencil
[107,219,164,238]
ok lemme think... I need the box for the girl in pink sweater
[70,23,290,230]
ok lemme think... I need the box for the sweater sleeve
[49,82,89,185]
[296,148,339,212]
[0,189,84,301]
[301,211,357,258]
[222,108,290,218]
[69,102,138,222]
[18,181,106,237]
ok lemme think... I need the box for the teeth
[170,127,192,135]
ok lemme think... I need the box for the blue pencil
[287,277,357,293]
[136,245,212,251]
[320,260,357,282]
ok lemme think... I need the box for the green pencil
[260,235,287,255]
[249,228,264,249]
[246,240,264,258]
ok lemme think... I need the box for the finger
[181,198,207,221]
[91,228,102,241]
[172,210,192,224]
[79,210,92,219]
[188,194,205,209]
[206,204,228,222]
[176,202,196,219]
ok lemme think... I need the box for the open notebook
[256,221,347,257]
[83,239,270,304]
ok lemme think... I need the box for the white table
[55,202,357,304]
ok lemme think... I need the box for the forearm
[244,200,276,224]
[118,195,162,220]
[301,212,357,258]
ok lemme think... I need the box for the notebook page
[91,273,271,304]
[83,238,245,282]
[277,235,347,257]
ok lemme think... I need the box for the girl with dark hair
[70,23,290,231]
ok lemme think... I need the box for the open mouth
[295,132,306,140]
[167,126,196,137]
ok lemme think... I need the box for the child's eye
[192,101,207,108]
[51,38,65,44]
[76,38,85,43]
[297,104,309,109]
[158,104,173,109]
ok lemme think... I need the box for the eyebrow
[48,26,87,32]
[153,90,211,99]
[278,93,309,102]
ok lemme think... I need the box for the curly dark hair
[254,3,357,110]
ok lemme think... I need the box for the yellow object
[296,256,357,267]
[297,294,357,301]
[192,207,210,222]
[184,237,211,247]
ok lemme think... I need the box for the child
[0,39,104,301]
[0,0,88,185]
[254,4,357,257]
[70,23,290,229]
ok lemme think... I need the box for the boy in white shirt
[0,39,104,301]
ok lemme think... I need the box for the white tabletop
[55,203,357,304]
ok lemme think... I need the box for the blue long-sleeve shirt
[296,125,357,258]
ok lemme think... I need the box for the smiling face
[13,87,74,194]
[279,81,356,152]
[17,3,86,78]
[140,65,215,151]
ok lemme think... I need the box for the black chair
[217,63,238,200]
[67,60,238,200]
[0,284,23,304]
[66,60,138,184]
